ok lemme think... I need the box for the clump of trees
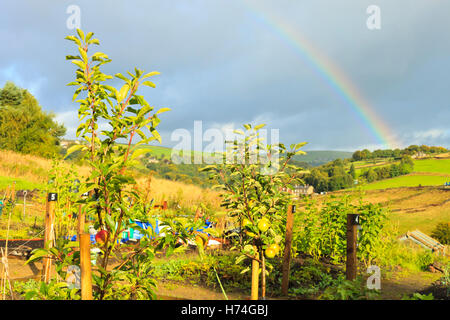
[303,159,354,192]
[352,145,448,162]
[431,222,450,245]
[302,155,415,192]
[0,81,66,157]
[359,156,414,183]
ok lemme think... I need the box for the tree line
[357,156,414,183]
[302,155,415,193]
[352,145,448,161]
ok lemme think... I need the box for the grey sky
[1,0,449,151]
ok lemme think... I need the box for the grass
[352,157,450,179]
[353,156,450,191]
[0,148,222,239]
[335,186,450,235]
[413,159,450,175]
[0,201,45,239]
[359,175,450,190]
[0,176,44,191]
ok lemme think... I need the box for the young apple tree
[64,29,172,299]
[200,124,306,299]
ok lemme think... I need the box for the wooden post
[250,251,259,300]
[22,190,27,221]
[80,233,93,300]
[346,214,359,280]
[281,204,295,295]
[260,246,267,299]
[77,204,85,236]
[43,193,57,283]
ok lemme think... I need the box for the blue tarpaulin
[67,218,212,244]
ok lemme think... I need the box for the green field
[353,157,450,190]
[360,175,450,190]
[413,158,450,175]
[0,175,44,191]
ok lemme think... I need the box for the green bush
[431,222,450,245]
[319,275,380,300]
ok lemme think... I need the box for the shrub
[431,222,450,245]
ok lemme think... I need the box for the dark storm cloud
[1,0,449,151]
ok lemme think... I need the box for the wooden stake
[261,249,266,299]
[22,191,27,221]
[43,193,56,283]
[250,250,259,300]
[77,204,85,236]
[281,204,295,296]
[346,214,358,280]
[80,233,93,300]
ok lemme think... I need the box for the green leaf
[65,35,81,46]
[92,52,109,60]
[142,81,156,88]
[65,144,86,158]
[115,73,128,82]
[26,249,48,264]
[155,107,171,115]
[295,142,308,150]
[130,148,150,161]
[85,32,94,42]
[117,84,130,102]
[65,55,81,60]
[105,214,116,233]
[142,71,160,79]
[71,60,85,70]
[78,47,88,62]
[151,130,162,144]
[88,38,100,45]
[76,28,85,41]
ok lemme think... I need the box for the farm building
[281,185,315,198]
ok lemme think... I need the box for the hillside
[0,148,221,210]
[334,186,450,235]
[355,156,450,190]
[294,150,352,166]
[62,140,352,166]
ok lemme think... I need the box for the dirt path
[155,280,248,300]
[378,271,442,299]
[6,256,445,300]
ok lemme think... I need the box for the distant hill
[294,150,353,166]
[137,146,353,167]
[62,140,352,167]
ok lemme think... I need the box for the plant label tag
[48,193,58,202]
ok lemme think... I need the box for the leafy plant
[62,28,173,299]
[402,292,434,300]
[295,193,388,265]
[14,279,80,300]
[26,237,80,282]
[46,160,80,238]
[319,275,380,300]
[431,222,450,245]
[201,123,306,298]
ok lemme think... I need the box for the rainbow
[242,1,401,149]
